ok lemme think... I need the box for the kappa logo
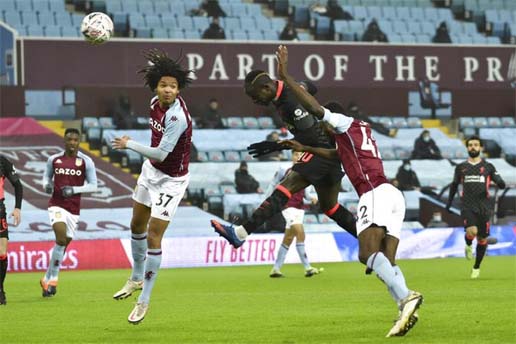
[145,271,155,281]
[170,115,178,122]
[161,210,169,217]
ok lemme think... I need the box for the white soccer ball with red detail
[81,12,113,45]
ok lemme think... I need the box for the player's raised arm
[276,45,324,119]
[280,139,339,161]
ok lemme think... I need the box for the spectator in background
[202,17,226,40]
[258,131,285,161]
[362,19,388,42]
[113,95,135,129]
[324,0,353,20]
[192,0,227,17]
[427,211,448,228]
[395,159,421,191]
[279,21,299,41]
[235,161,263,194]
[432,21,452,44]
[197,98,225,128]
[411,130,442,160]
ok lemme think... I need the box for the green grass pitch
[2,256,515,344]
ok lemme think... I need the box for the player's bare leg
[128,217,168,324]
[41,222,68,297]
[114,202,150,300]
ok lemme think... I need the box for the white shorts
[48,206,80,239]
[132,159,190,221]
[282,207,305,228]
[356,183,405,239]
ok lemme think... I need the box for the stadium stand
[1,0,513,44]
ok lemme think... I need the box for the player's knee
[55,238,67,246]
[477,238,488,245]
[466,227,478,237]
[0,248,6,257]
[358,251,370,265]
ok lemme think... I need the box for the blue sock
[138,248,162,305]
[130,232,147,282]
[367,252,409,301]
[296,243,311,269]
[274,244,289,270]
[46,244,65,281]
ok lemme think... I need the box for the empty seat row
[459,116,516,129]
[16,24,81,37]
[0,0,65,13]
[126,14,285,32]
[340,5,454,23]
[1,10,82,27]
[369,116,422,129]
[143,28,281,41]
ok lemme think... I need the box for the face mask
[432,213,442,222]
[423,136,430,142]
[403,164,411,171]
[468,150,480,158]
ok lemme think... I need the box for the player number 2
[156,193,173,207]
[360,126,378,157]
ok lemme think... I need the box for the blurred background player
[212,70,357,248]
[268,151,322,278]
[0,155,23,305]
[276,44,422,337]
[111,50,194,325]
[41,128,98,298]
[446,135,506,279]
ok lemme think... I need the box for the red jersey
[324,108,388,197]
[45,151,94,215]
[149,95,192,177]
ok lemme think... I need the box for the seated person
[395,160,421,191]
[235,161,263,194]
[411,130,442,160]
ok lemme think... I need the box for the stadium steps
[38,120,137,178]
[420,118,456,137]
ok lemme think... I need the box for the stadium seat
[293,6,310,28]
[314,16,331,40]
[54,12,71,26]
[106,0,122,14]
[226,117,244,128]
[208,151,225,162]
[177,16,194,31]
[161,14,176,28]
[138,0,154,13]
[394,148,411,160]
[242,117,259,129]
[501,117,515,127]
[99,117,116,129]
[197,151,209,162]
[255,17,272,31]
[135,28,152,38]
[193,16,209,31]
[145,14,161,28]
[380,147,396,160]
[487,117,502,127]
[257,117,275,129]
[240,17,256,31]
[304,214,319,224]
[152,28,168,38]
[231,31,248,40]
[16,0,32,12]
[184,30,200,39]
[26,25,44,36]
[87,127,102,149]
[219,182,237,194]
[221,17,240,31]
[319,214,333,224]
[240,151,254,162]
[44,25,61,36]
[224,150,241,162]
[21,11,38,25]
[270,18,286,32]
[0,1,16,12]
[473,117,488,128]
[392,117,408,128]
[262,30,278,40]
[407,117,422,128]
[154,1,170,13]
[61,26,79,37]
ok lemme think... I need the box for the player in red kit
[0,155,23,305]
[268,151,323,278]
[111,50,193,324]
[41,128,98,297]
[275,45,423,337]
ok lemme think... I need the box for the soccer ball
[80,12,113,45]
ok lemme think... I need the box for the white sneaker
[386,291,423,337]
[471,268,480,279]
[128,302,149,324]
[269,268,284,278]
[113,279,143,300]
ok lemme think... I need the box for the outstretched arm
[280,139,339,161]
[276,45,324,119]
